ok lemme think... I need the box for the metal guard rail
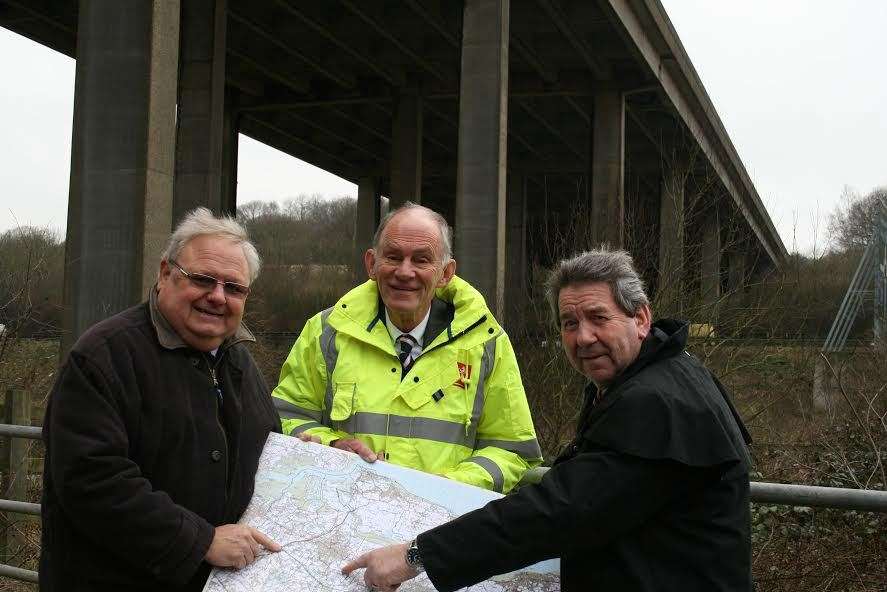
[0,425,885,586]
[518,468,887,512]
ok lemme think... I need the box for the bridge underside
[0,0,787,344]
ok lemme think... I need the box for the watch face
[407,546,421,566]
[407,543,423,570]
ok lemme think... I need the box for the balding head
[372,202,453,263]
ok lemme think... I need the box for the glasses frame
[168,259,251,299]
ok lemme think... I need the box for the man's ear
[157,259,172,288]
[437,259,456,287]
[364,249,377,280]
[635,304,652,339]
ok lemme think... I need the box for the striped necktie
[396,334,421,375]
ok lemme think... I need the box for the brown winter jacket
[39,290,281,591]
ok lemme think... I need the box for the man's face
[364,210,455,328]
[558,281,651,387]
[156,235,250,352]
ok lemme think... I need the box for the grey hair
[160,207,262,282]
[372,202,453,263]
[546,248,650,323]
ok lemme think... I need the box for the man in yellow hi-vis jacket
[272,203,542,493]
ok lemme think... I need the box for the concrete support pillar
[63,0,180,353]
[727,249,746,294]
[700,210,721,315]
[505,173,527,329]
[455,0,509,318]
[355,177,382,284]
[173,0,227,224]
[220,89,239,217]
[590,90,625,248]
[390,91,423,207]
[657,171,686,317]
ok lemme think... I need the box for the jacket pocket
[329,382,356,422]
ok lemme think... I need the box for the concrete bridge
[0,0,787,347]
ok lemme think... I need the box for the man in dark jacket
[343,248,752,592]
[40,208,282,592]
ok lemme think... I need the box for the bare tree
[827,186,887,252]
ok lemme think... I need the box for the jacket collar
[616,318,689,385]
[148,285,256,352]
[329,276,497,352]
[579,318,689,425]
[423,297,455,347]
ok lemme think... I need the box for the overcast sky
[1,1,885,254]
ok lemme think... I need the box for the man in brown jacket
[40,208,281,591]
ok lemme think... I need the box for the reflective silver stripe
[319,307,337,426]
[465,456,505,493]
[274,398,323,422]
[466,337,497,445]
[288,421,322,435]
[475,438,543,460]
[335,412,474,448]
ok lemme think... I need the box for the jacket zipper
[208,360,223,405]
[420,315,488,358]
[409,315,489,436]
[204,353,230,501]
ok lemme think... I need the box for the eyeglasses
[168,259,251,298]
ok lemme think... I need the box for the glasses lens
[188,273,218,290]
[223,282,250,298]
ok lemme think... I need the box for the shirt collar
[384,306,431,346]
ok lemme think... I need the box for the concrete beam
[173,0,227,224]
[354,177,381,284]
[271,0,404,87]
[339,0,449,84]
[537,0,610,80]
[0,0,77,57]
[455,0,510,318]
[590,90,625,248]
[241,116,358,176]
[389,91,423,206]
[602,0,786,266]
[226,47,310,94]
[282,110,385,163]
[228,11,356,90]
[221,88,239,217]
[63,0,179,352]
[516,99,585,160]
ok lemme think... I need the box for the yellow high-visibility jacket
[272,276,542,493]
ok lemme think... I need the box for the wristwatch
[405,539,425,573]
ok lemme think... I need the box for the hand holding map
[203,433,559,591]
[342,542,417,591]
[206,524,281,570]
